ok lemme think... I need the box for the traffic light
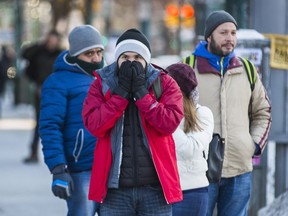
[165,3,195,29]
[181,4,195,18]
[165,3,179,28]
[181,3,195,28]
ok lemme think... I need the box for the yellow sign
[264,34,288,70]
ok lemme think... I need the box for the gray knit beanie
[68,25,104,56]
[204,10,237,41]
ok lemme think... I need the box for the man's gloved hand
[51,165,74,200]
[254,143,261,156]
[131,61,149,100]
[114,61,133,98]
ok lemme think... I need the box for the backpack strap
[238,56,257,91]
[152,75,162,101]
[183,55,257,91]
[182,54,196,68]
[238,56,258,126]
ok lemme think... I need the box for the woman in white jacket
[166,63,214,216]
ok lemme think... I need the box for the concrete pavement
[0,90,66,215]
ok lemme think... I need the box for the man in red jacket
[82,28,183,216]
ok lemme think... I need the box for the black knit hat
[166,63,198,96]
[115,28,151,63]
[204,10,237,41]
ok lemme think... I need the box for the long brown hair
[183,91,202,133]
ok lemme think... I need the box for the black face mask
[66,55,104,75]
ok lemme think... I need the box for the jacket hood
[53,50,88,75]
[193,41,235,72]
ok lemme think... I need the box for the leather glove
[131,61,149,100]
[51,165,74,200]
[114,61,133,98]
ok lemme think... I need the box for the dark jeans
[100,185,171,216]
[206,172,251,216]
[172,187,208,216]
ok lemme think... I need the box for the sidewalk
[0,88,66,215]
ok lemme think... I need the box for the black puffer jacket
[119,99,160,187]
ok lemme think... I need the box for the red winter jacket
[82,63,183,204]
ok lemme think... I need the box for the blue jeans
[100,185,172,216]
[66,171,99,216]
[173,187,208,216]
[206,172,251,216]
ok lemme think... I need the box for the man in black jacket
[22,30,62,163]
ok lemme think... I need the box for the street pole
[14,0,23,75]
[177,0,183,56]
[13,0,23,105]
[139,0,151,38]
[85,0,93,24]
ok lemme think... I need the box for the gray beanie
[68,25,104,56]
[204,10,237,41]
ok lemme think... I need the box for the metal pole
[177,0,183,56]
[14,0,23,74]
[13,0,23,105]
[139,0,151,38]
[102,0,111,36]
[85,0,93,24]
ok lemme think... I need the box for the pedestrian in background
[82,28,184,216]
[166,63,214,216]
[0,45,15,118]
[183,10,272,216]
[39,25,105,215]
[22,30,62,163]
[0,45,15,96]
